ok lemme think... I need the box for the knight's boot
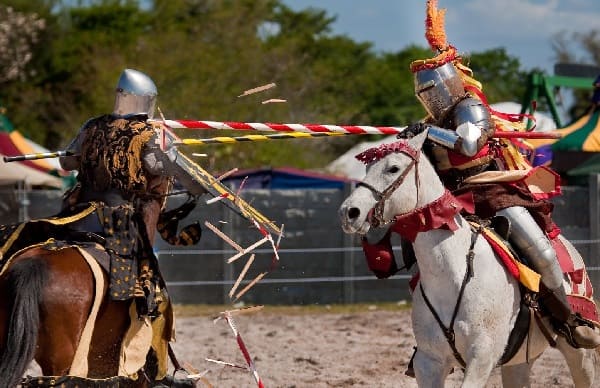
[539,285,600,349]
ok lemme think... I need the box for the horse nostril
[348,207,360,220]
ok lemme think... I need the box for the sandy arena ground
[23,304,593,387]
[166,304,587,388]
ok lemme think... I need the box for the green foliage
[1,0,533,171]
[466,48,528,104]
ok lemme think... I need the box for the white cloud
[284,0,600,71]
[452,0,597,39]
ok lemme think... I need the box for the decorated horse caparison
[339,132,599,387]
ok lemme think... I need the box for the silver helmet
[113,68,157,119]
[414,61,465,120]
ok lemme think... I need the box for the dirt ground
[22,303,589,387]
[166,304,583,388]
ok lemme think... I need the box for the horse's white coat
[339,132,598,387]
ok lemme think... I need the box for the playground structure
[520,63,599,128]
[521,63,600,177]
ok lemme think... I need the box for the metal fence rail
[5,178,600,305]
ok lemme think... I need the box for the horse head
[339,131,445,236]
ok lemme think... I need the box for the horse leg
[556,337,597,388]
[413,349,452,387]
[501,363,534,388]
[460,339,500,388]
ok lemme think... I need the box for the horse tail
[0,257,48,387]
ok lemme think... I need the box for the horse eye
[388,166,400,174]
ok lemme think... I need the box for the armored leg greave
[496,206,564,290]
[497,206,600,349]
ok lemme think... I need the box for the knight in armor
[60,68,205,315]
[400,1,600,349]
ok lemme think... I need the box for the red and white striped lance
[154,119,408,136]
[152,119,563,139]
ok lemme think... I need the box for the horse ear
[408,130,428,150]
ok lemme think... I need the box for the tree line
[0,0,597,171]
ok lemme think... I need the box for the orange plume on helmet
[410,0,457,72]
[425,0,448,52]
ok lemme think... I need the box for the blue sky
[284,0,600,73]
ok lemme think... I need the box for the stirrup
[554,319,600,349]
[554,322,580,348]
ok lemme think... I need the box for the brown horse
[0,245,135,386]
[0,177,198,386]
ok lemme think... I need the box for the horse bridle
[356,143,421,228]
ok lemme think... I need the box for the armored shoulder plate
[447,97,494,138]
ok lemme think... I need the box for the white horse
[338,132,598,387]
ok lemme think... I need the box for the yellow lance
[172,149,283,238]
[176,131,347,146]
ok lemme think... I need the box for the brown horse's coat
[0,246,138,384]
[0,175,181,386]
